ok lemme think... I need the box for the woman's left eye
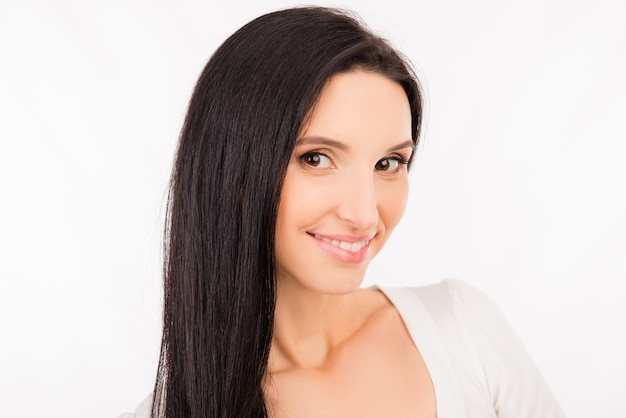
[375,157,406,172]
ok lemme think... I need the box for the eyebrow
[387,140,416,153]
[296,136,415,153]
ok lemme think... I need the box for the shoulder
[381,278,489,306]
[118,394,152,418]
[380,280,566,418]
[380,278,539,376]
[379,278,496,330]
[387,279,539,369]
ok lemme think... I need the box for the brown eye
[375,157,400,171]
[301,152,332,168]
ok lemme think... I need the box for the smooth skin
[267,71,436,417]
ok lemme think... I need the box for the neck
[269,278,364,371]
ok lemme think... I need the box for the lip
[307,232,374,264]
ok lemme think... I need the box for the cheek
[377,178,409,231]
[275,168,326,246]
[277,170,307,230]
[277,168,338,227]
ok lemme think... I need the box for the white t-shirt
[120,279,565,418]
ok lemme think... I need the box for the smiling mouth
[309,233,372,253]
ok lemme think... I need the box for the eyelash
[299,151,333,168]
[375,156,410,172]
[298,151,410,172]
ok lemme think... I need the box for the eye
[300,152,333,168]
[375,156,407,172]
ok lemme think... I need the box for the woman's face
[275,70,414,295]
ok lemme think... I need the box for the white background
[0,0,624,417]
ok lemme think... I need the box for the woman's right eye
[300,152,332,168]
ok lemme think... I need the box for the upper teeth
[314,234,370,253]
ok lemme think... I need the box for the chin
[275,243,381,297]
[304,265,371,296]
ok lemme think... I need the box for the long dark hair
[152,6,423,418]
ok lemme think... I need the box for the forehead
[301,70,412,143]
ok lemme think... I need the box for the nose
[336,171,379,231]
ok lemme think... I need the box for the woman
[121,6,564,418]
